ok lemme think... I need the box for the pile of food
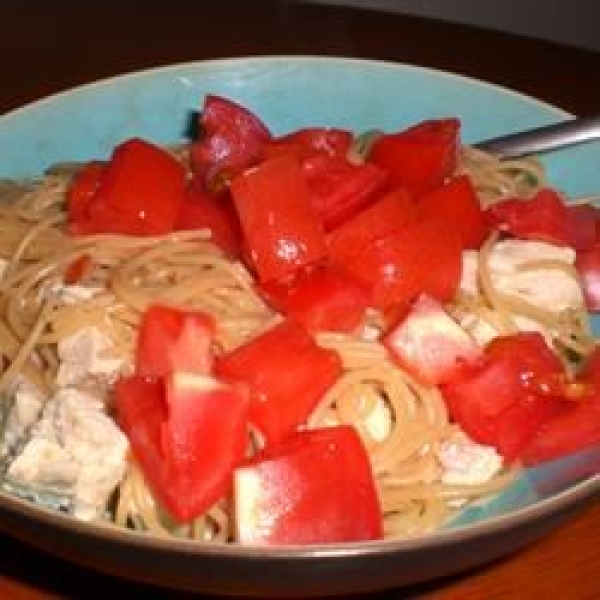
[0,95,598,545]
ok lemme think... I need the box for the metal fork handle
[473,114,600,158]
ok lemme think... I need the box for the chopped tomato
[260,265,371,333]
[344,218,462,311]
[581,346,600,385]
[234,425,382,544]
[416,174,490,249]
[485,188,584,248]
[520,345,600,464]
[72,138,186,236]
[190,95,272,192]
[215,319,342,446]
[575,245,600,312]
[567,204,598,252]
[63,253,93,285]
[66,161,106,226]
[384,294,481,385]
[485,332,565,393]
[520,389,600,466]
[302,155,389,231]
[264,127,353,161]
[175,179,242,256]
[441,332,569,461]
[367,118,460,197]
[115,372,249,522]
[230,154,327,283]
[135,305,216,378]
[327,187,417,267]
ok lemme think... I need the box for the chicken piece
[437,431,503,486]
[56,326,125,387]
[455,239,584,345]
[4,387,128,520]
[0,377,45,460]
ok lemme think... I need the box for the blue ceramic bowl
[0,56,598,596]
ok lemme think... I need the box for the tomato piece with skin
[416,174,490,249]
[485,332,565,393]
[575,245,600,312]
[73,138,186,236]
[581,346,600,385]
[344,218,462,311]
[520,345,600,465]
[63,253,93,285]
[175,179,242,256]
[567,204,598,252]
[441,332,569,461]
[259,265,371,333]
[493,393,571,463]
[115,373,250,522]
[215,319,342,446]
[264,127,353,161]
[190,94,272,192]
[135,305,216,378]
[520,389,600,466]
[384,294,481,385]
[367,118,460,197]
[443,355,522,445]
[327,187,417,267]
[485,187,589,249]
[302,154,389,231]
[114,376,166,482]
[66,161,106,227]
[234,425,382,544]
[230,154,328,283]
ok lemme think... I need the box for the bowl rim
[0,54,574,125]
[0,54,597,562]
[1,473,597,559]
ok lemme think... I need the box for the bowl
[0,56,598,597]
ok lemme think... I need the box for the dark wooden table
[1,1,599,598]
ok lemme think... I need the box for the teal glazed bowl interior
[0,56,598,597]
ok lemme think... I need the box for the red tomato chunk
[234,426,382,544]
[135,305,216,378]
[190,94,272,192]
[368,118,460,197]
[416,174,490,250]
[115,372,250,522]
[327,187,418,268]
[264,127,353,161]
[68,138,186,236]
[441,333,598,463]
[521,346,600,465]
[303,155,389,231]
[576,246,600,312]
[344,218,462,311]
[485,188,582,248]
[385,294,481,385]
[259,265,371,333]
[230,154,328,282]
[175,178,242,257]
[216,319,342,446]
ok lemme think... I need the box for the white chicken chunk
[0,377,46,460]
[5,387,128,520]
[43,280,103,304]
[456,239,584,345]
[56,326,124,387]
[437,431,503,486]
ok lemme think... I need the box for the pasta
[0,138,594,544]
